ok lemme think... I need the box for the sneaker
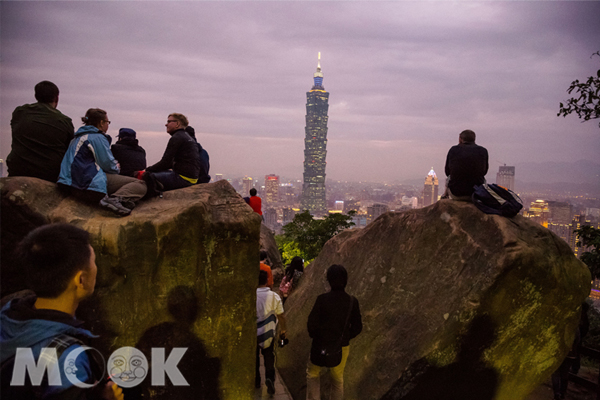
[100,195,131,216]
[265,378,275,395]
[120,198,136,210]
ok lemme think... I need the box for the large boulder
[277,200,591,400]
[1,177,262,400]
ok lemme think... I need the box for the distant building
[402,196,419,209]
[335,201,344,211]
[547,201,572,225]
[423,168,439,207]
[0,159,4,178]
[264,207,278,230]
[282,208,297,225]
[525,200,550,227]
[301,53,329,216]
[265,174,280,204]
[242,176,253,195]
[367,203,389,225]
[496,165,515,191]
[215,173,223,181]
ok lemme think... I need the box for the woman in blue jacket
[58,108,146,216]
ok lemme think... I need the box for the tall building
[423,168,439,207]
[242,176,253,195]
[301,53,329,216]
[265,174,280,204]
[496,165,515,191]
[215,174,223,181]
[367,203,389,224]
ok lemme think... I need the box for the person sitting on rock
[306,264,362,400]
[442,129,488,201]
[7,81,74,183]
[144,113,200,192]
[248,188,262,216]
[184,126,211,184]
[58,108,147,216]
[110,128,146,177]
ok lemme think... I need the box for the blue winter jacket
[58,125,119,194]
[0,297,98,397]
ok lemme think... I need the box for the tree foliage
[558,51,600,128]
[575,225,600,279]
[277,210,356,264]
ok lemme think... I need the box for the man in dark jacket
[0,224,122,400]
[110,128,146,177]
[306,264,362,400]
[145,113,200,191]
[7,81,74,182]
[184,126,210,184]
[444,129,489,200]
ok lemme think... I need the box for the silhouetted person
[134,286,221,400]
[184,126,210,184]
[307,264,362,400]
[110,128,146,177]
[7,81,74,182]
[280,256,304,305]
[398,314,498,400]
[443,129,488,201]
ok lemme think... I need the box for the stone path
[254,354,293,400]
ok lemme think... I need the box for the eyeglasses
[167,120,178,124]
[104,120,111,125]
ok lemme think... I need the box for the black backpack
[472,183,523,218]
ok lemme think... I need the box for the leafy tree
[277,210,356,263]
[558,51,600,128]
[575,225,600,279]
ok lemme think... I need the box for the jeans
[256,342,275,385]
[306,346,349,400]
[152,171,192,192]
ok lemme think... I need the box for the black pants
[256,342,275,385]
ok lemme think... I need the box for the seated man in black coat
[443,129,489,201]
[110,128,146,177]
[145,113,200,192]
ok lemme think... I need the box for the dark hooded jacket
[146,129,200,180]
[111,138,147,177]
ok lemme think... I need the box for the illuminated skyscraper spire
[313,52,324,90]
[302,52,329,215]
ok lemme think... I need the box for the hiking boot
[120,198,136,210]
[265,378,275,395]
[100,195,131,216]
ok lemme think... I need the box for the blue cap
[118,128,136,140]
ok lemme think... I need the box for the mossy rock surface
[1,177,263,400]
[277,200,590,400]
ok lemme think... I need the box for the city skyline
[1,2,599,185]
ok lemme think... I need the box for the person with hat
[111,128,147,177]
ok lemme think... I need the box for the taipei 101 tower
[301,53,329,215]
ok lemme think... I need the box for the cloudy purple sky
[1,1,599,184]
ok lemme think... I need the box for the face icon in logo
[108,347,148,388]
[63,346,105,389]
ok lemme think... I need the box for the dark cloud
[1,1,598,182]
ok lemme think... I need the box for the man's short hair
[250,188,257,196]
[169,113,189,128]
[34,81,59,103]
[260,250,268,261]
[459,130,476,143]
[259,270,269,286]
[327,264,348,291]
[18,224,91,298]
